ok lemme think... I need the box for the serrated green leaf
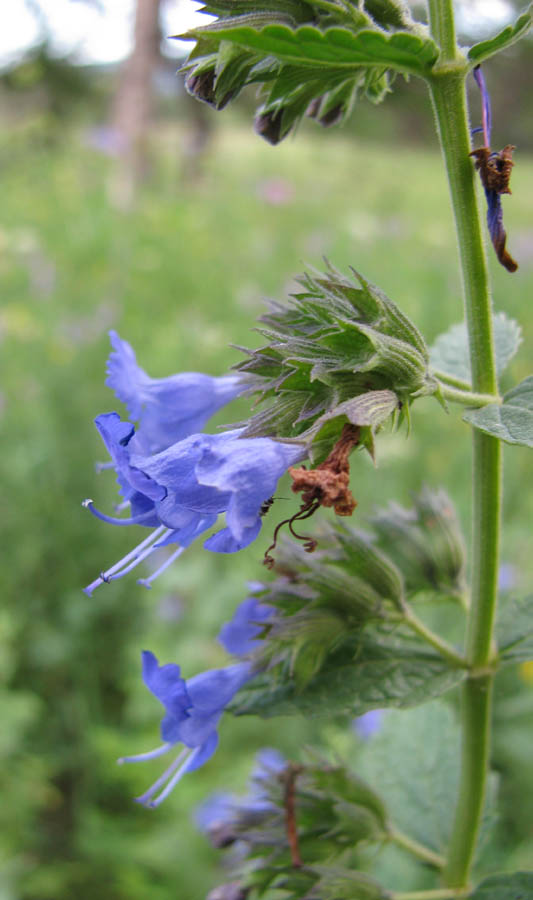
[429,313,522,385]
[463,376,533,447]
[497,596,533,664]
[468,872,533,899]
[468,6,533,65]
[234,634,465,719]
[185,23,439,75]
[358,701,460,852]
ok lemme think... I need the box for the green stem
[388,824,445,869]
[427,0,458,62]
[439,384,498,407]
[427,6,502,890]
[402,605,467,668]
[432,369,472,392]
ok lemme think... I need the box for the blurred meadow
[1,3,533,898]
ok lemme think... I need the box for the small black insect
[260,496,275,517]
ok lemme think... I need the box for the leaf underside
[463,376,533,448]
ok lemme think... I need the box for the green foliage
[463,377,533,447]
[357,702,460,853]
[468,872,533,899]
[467,6,533,66]
[497,596,533,664]
[429,313,522,386]
[232,492,467,717]
[236,265,436,462]
[224,757,389,897]
[5,117,533,898]
[308,866,388,899]
[179,0,438,143]
[236,630,465,719]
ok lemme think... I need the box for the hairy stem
[389,825,445,869]
[438,384,499,406]
[427,0,458,63]
[402,605,466,668]
[432,369,472,391]
[428,6,502,890]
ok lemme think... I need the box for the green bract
[178,0,439,142]
[231,495,466,716]
[236,266,436,462]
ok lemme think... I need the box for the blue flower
[352,709,383,740]
[218,594,275,657]
[119,651,253,807]
[106,330,246,454]
[84,413,306,594]
[194,748,287,845]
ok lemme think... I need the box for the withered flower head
[470,66,517,273]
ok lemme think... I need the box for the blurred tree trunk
[111,0,161,204]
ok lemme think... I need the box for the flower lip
[106,331,246,454]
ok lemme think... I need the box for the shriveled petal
[218,597,275,657]
[141,650,191,725]
[473,66,491,147]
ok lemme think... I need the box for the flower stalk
[427,4,502,889]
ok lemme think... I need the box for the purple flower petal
[106,331,245,454]
[218,596,274,657]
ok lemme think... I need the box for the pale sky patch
[0,0,517,68]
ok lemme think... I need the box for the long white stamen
[137,546,186,589]
[148,746,202,808]
[95,461,115,473]
[104,531,173,583]
[83,526,167,596]
[118,742,172,764]
[134,748,190,807]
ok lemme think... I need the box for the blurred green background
[1,2,533,898]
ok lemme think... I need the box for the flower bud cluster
[236,266,437,464]
[196,749,388,898]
